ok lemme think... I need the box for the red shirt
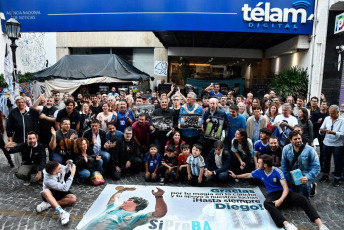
[132,121,150,144]
[178,153,190,165]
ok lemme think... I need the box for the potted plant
[268,66,309,100]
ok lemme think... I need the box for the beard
[46,105,52,109]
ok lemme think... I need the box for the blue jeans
[99,150,110,168]
[77,159,103,183]
[294,178,314,200]
[323,145,343,179]
[51,151,68,164]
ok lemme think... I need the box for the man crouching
[36,160,77,225]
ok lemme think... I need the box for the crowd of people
[2,83,340,229]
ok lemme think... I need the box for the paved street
[0,150,343,230]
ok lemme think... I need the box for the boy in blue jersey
[228,155,328,230]
[186,144,205,186]
[80,186,167,230]
[253,128,272,169]
[144,144,161,182]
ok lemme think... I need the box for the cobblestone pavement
[0,151,343,230]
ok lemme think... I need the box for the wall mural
[17,33,48,73]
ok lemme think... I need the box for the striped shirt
[187,155,205,176]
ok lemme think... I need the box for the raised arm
[151,187,167,218]
[32,93,45,111]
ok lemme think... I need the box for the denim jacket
[281,144,320,182]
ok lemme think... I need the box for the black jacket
[205,149,231,174]
[7,107,39,143]
[82,128,107,151]
[8,142,46,171]
[74,148,97,171]
[111,136,140,167]
[203,107,229,131]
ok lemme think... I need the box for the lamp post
[5,12,21,91]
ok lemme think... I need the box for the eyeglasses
[331,124,333,131]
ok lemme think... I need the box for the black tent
[33,54,150,81]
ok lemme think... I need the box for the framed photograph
[180,114,203,129]
[151,116,173,131]
[133,105,155,120]
[204,116,224,140]
[158,83,172,94]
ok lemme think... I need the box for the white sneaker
[284,223,298,230]
[36,201,51,213]
[319,225,329,230]
[60,211,70,225]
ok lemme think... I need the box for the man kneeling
[229,155,328,230]
[36,161,77,225]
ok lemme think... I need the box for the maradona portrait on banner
[80,186,167,230]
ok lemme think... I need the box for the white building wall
[271,50,310,74]
[0,31,56,75]
[16,32,56,73]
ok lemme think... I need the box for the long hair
[299,108,309,123]
[233,128,250,153]
[74,138,90,154]
[267,103,278,118]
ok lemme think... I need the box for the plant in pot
[268,66,309,101]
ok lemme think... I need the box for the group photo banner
[76,185,280,230]
[1,0,315,34]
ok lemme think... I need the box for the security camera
[336,45,344,53]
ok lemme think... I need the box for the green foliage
[17,72,34,83]
[178,58,193,82]
[0,74,8,87]
[268,67,309,100]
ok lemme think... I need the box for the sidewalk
[0,150,342,229]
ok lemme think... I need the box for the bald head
[209,98,218,111]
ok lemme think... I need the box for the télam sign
[0,0,315,34]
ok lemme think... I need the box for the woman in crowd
[249,97,261,115]
[298,107,314,146]
[231,129,254,174]
[265,103,279,131]
[237,102,250,120]
[73,138,103,184]
[79,103,95,136]
[108,96,117,112]
[96,102,115,131]
[165,130,185,156]
[261,98,270,115]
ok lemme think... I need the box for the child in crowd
[159,145,178,184]
[253,128,272,169]
[178,144,191,181]
[187,144,205,186]
[144,144,161,182]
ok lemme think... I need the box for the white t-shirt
[274,114,298,133]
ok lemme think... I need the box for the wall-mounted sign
[1,0,315,34]
[335,12,344,34]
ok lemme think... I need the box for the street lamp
[5,12,21,90]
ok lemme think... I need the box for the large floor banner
[76,185,280,230]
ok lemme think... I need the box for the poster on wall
[154,61,168,77]
[76,185,280,230]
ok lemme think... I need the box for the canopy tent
[32,54,150,97]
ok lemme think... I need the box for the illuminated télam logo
[242,1,314,30]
